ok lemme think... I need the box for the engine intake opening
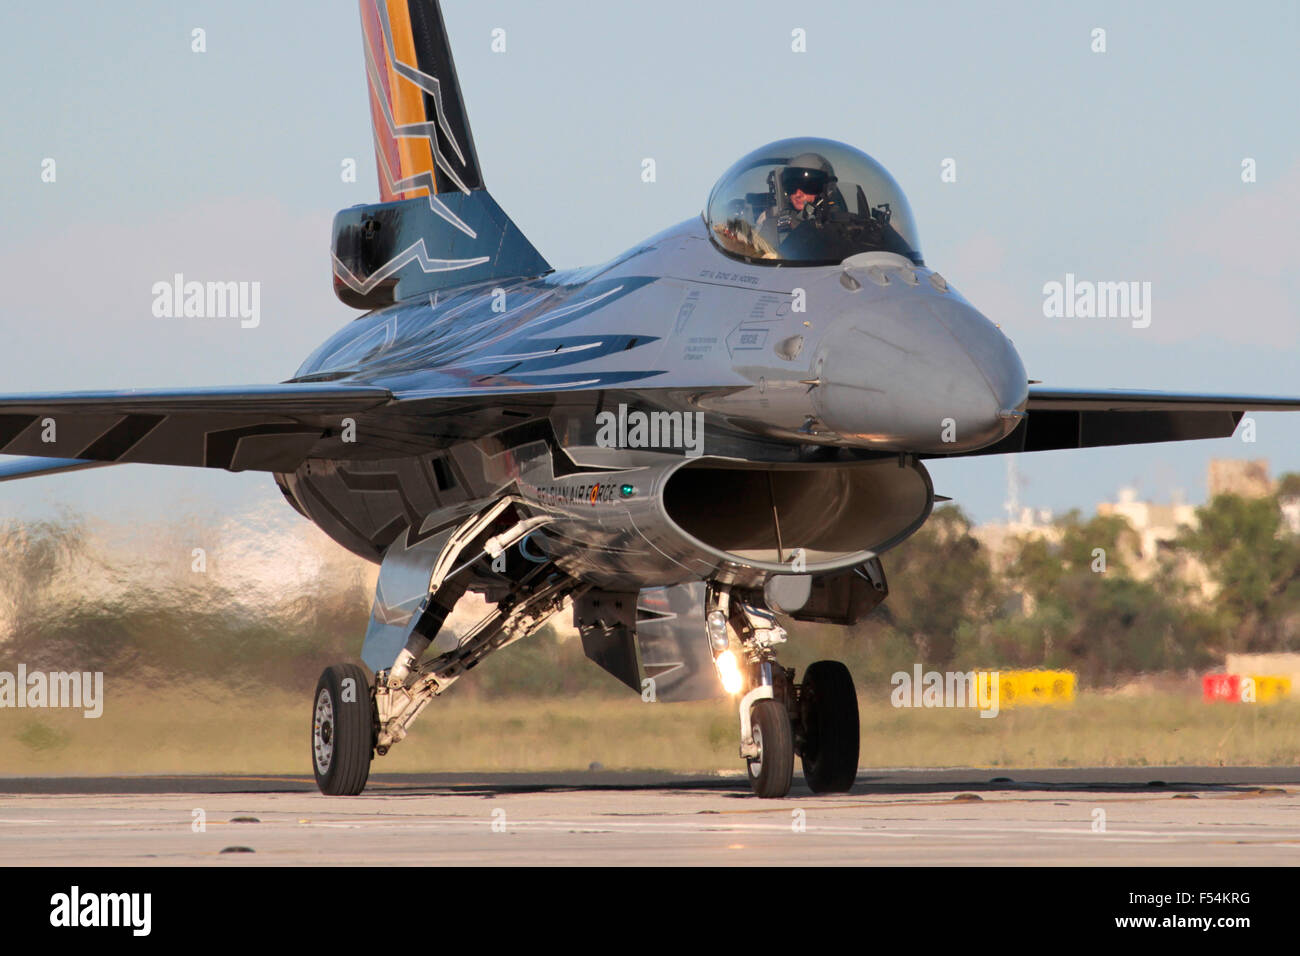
[662,460,931,567]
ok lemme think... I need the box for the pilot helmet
[779,152,836,199]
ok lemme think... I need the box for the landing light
[706,610,729,650]
[715,649,744,696]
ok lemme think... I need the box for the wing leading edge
[1023,387,1300,413]
[5,381,1299,476]
[0,456,113,484]
[0,383,393,474]
[924,387,1300,459]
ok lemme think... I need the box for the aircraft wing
[8,380,1300,474]
[925,387,1300,458]
[0,375,684,479]
[1022,387,1300,413]
[0,383,393,474]
[0,456,114,484]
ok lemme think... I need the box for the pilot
[755,152,837,255]
[781,152,835,214]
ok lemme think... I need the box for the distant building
[1281,497,1300,536]
[1204,458,1300,533]
[1096,487,1198,573]
[971,506,1061,576]
[973,459,1294,596]
[1208,459,1272,499]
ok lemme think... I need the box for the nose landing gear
[798,659,860,793]
[721,591,861,797]
[746,697,795,798]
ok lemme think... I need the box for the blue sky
[1,0,1297,525]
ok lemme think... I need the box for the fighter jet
[4,0,1298,797]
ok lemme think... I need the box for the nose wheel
[716,590,859,798]
[797,660,860,793]
[746,698,794,797]
[737,657,859,797]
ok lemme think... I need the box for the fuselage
[277,214,1028,588]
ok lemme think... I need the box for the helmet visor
[780,167,829,196]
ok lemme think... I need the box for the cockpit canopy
[705,137,923,266]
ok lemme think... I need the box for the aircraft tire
[311,663,373,796]
[799,660,859,793]
[747,698,795,798]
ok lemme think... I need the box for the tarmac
[1,768,1297,865]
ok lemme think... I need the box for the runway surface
[1,768,1298,865]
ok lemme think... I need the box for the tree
[990,512,1210,682]
[871,505,1000,668]
[1174,493,1300,655]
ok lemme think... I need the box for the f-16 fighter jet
[5,0,1297,796]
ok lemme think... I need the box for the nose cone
[813,294,1027,452]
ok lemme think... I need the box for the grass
[2,684,1298,775]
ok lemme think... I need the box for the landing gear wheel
[311,663,374,795]
[747,698,794,798]
[799,660,859,793]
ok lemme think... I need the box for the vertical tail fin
[359,0,483,200]
[334,1,550,309]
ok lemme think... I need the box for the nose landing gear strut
[715,588,861,797]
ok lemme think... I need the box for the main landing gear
[310,499,579,796]
[312,662,375,796]
[310,571,579,796]
[716,589,860,798]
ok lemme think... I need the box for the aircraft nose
[812,294,1027,452]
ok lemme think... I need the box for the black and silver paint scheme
[4,0,1298,796]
